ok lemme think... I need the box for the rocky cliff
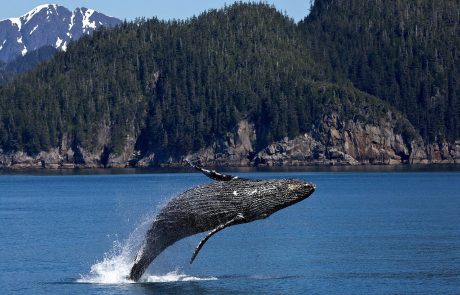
[251,116,459,166]
[2,112,456,169]
[186,113,459,167]
[0,122,139,169]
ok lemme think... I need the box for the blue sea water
[0,169,459,294]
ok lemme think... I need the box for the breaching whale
[129,162,316,281]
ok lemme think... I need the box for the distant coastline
[1,116,458,170]
[1,163,459,175]
[1,3,459,171]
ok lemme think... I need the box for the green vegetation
[0,1,457,163]
[300,0,460,142]
[0,46,57,85]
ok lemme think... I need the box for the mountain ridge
[0,2,458,168]
[0,4,121,62]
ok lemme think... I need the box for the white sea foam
[144,270,217,283]
[77,245,217,284]
[77,210,216,284]
[77,239,135,284]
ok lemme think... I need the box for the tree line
[0,1,454,162]
[301,0,460,142]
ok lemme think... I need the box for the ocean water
[0,170,459,294]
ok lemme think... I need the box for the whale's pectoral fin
[190,213,245,264]
[186,160,238,181]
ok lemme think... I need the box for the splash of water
[77,214,217,284]
[78,244,217,284]
[77,239,136,284]
[144,270,218,283]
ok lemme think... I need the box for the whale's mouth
[288,182,315,202]
[274,181,315,212]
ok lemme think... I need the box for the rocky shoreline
[1,113,459,169]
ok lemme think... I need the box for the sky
[0,1,313,23]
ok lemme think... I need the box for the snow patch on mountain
[0,4,121,62]
[9,18,22,30]
[30,25,39,35]
[17,36,28,55]
[68,11,75,32]
[82,9,97,33]
[56,37,63,48]
[23,4,51,23]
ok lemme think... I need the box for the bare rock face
[0,121,141,169]
[0,150,12,167]
[409,140,428,164]
[184,113,458,167]
[106,130,137,168]
[254,112,413,166]
[455,141,460,163]
[12,151,43,168]
[253,134,325,166]
[186,120,256,166]
[136,153,155,168]
[424,140,460,164]
[74,146,102,168]
[38,148,62,168]
[0,114,459,169]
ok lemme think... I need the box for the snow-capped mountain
[0,4,121,62]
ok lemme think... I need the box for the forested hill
[300,0,460,143]
[0,2,458,168]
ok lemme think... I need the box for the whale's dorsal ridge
[187,160,239,181]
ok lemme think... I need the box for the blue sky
[0,1,313,23]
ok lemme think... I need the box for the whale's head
[246,179,315,220]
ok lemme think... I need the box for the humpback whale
[129,162,316,281]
